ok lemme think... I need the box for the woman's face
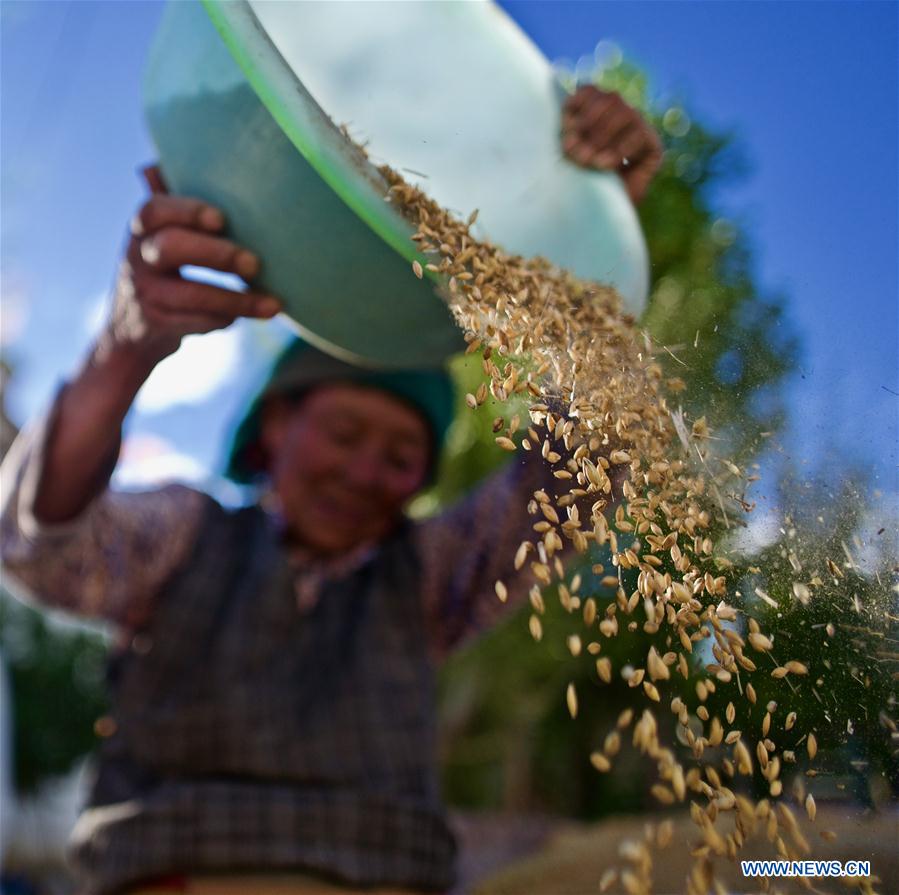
[261,383,431,554]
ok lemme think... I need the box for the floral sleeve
[413,452,557,660]
[0,397,207,632]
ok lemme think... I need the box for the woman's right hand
[106,166,282,360]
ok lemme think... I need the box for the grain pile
[382,167,886,894]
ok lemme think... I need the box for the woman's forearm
[31,181,281,524]
[31,332,168,524]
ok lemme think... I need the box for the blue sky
[1,1,896,502]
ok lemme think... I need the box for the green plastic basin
[144,0,649,368]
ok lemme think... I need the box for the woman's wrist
[92,324,176,388]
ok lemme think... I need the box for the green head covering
[225,338,455,484]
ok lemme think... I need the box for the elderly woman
[0,87,660,894]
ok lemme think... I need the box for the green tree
[0,594,108,793]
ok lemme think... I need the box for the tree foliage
[0,594,108,794]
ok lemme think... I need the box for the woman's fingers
[563,86,621,138]
[562,84,662,202]
[616,125,654,166]
[566,89,615,132]
[620,146,662,204]
[568,139,599,169]
[142,276,282,321]
[132,194,225,238]
[110,172,283,348]
[583,122,645,172]
[584,106,637,155]
[141,302,237,335]
[142,164,169,196]
[564,85,590,115]
[612,124,662,203]
[138,226,260,280]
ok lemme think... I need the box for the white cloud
[0,272,31,347]
[81,287,244,414]
[113,433,209,488]
[135,326,241,414]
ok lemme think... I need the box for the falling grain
[807,733,818,760]
[805,794,816,821]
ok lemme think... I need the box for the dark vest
[69,501,456,894]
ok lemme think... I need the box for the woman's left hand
[561,85,663,205]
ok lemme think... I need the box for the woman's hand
[105,166,282,361]
[561,85,663,205]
